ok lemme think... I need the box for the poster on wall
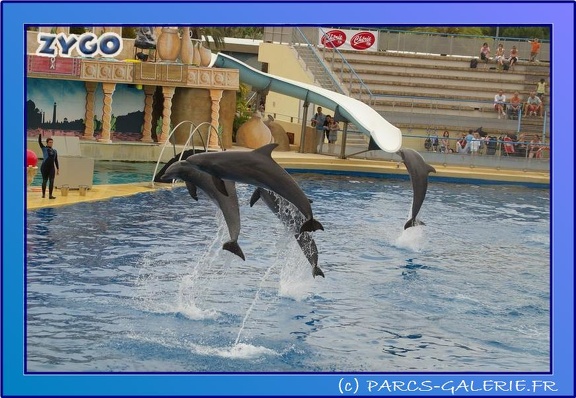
[317,28,379,52]
[26,78,145,141]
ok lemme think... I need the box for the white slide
[211,52,402,153]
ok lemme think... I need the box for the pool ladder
[151,121,224,187]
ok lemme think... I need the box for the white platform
[52,136,95,189]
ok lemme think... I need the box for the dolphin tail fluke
[299,218,324,233]
[404,219,426,230]
[313,266,325,278]
[223,241,245,261]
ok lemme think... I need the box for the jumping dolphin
[161,161,246,261]
[184,143,324,234]
[397,148,436,229]
[250,188,325,278]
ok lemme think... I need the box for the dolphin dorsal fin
[427,164,437,174]
[254,143,279,157]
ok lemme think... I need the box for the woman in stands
[494,43,506,70]
[508,45,519,70]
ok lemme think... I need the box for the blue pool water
[26,174,550,372]
[31,161,158,185]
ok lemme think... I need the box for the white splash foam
[183,342,279,359]
[394,226,426,252]
[176,304,220,320]
[278,254,315,301]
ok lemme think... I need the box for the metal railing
[151,121,223,187]
[315,28,375,105]
[290,28,345,95]
[265,27,550,62]
[325,133,550,173]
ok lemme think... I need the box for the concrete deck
[26,150,549,211]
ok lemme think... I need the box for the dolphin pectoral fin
[428,165,437,174]
[299,218,324,233]
[313,266,325,278]
[223,241,245,261]
[185,182,199,201]
[249,188,262,207]
[212,176,229,196]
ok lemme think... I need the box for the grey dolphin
[184,143,324,234]
[397,148,436,229]
[161,160,245,261]
[250,188,324,278]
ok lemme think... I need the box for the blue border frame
[2,1,574,397]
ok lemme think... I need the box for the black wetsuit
[38,135,59,198]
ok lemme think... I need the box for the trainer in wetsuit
[38,134,60,199]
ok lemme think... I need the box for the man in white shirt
[494,90,507,119]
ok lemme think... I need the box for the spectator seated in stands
[528,135,542,158]
[486,136,498,155]
[524,92,543,117]
[515,133,528,158]
[494,90,507,119]
[480,42,491,68]
[508,45,519,71]
[440,130,450,153]
[507,92,522,119]
[455,132,468,154]
[503,134,516,156]
[494,43,506,71]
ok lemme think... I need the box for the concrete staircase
[320,50,550,137]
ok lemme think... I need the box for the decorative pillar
[98,83,116,143]
[159,86,176,143]
[82,82,98,140]
[209,89,223,148]
[141,85,156,143]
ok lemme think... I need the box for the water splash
[395,225,426,252]
[234,260,278,346]
[175,210,231,319]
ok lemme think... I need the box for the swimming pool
[30,161,158,186]
[26,174,550,372]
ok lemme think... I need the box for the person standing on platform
[38,134,60,199]
[311,106,327,153]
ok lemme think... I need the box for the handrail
[291,28,345,95]
[316,27,375,105]
[150,120,224,187]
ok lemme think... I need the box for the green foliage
[122,27,137,39]
[69,27,87,35]
[190,27,264,49]
[233,83,252,142]
[409,26,486,36]
[389,26,549,40]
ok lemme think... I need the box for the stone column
[209,89,223,148]
[98,83,116,143]
[141,85,156,143]
[159,86,176,143]
[82,82,98,140]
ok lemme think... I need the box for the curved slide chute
[210,52,402,153]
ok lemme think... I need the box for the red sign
[350,32,376,50]
[321,30,346,48]
[27,55,81,76]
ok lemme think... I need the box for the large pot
[157,27,181,62]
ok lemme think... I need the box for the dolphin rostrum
[250,187,325,278]
[161,160,245,261]
[397,148,436,229]
[184,143,324,234]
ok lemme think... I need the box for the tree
[190,27,264,49]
